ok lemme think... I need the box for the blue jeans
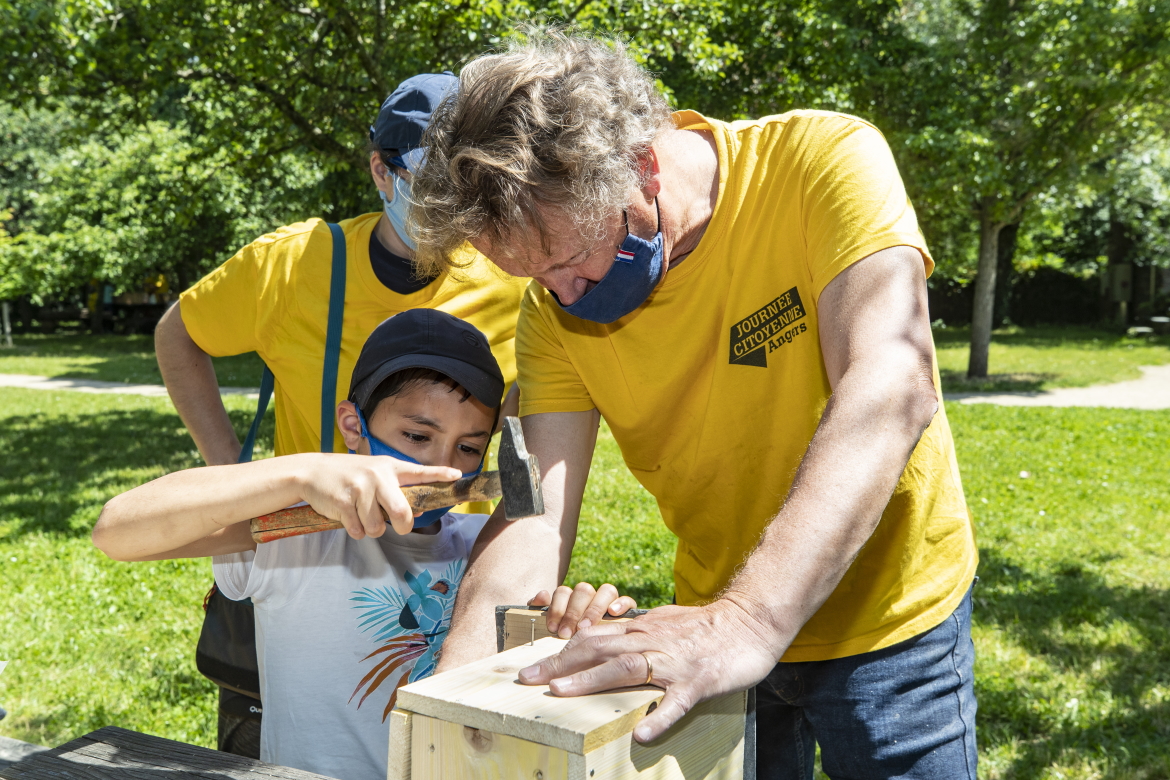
[754,583,977,779]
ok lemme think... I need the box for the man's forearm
[724,247,939,655]
[156,302,242,466]
[723,368,937,654]
[438,507,571,669]
[438,409,601,670]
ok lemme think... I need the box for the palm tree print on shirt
[348,559,465,721]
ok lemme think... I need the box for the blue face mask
[379,148,427,253]
[380,175,416,253]
[353,407,483,528]
[554,199,665,324]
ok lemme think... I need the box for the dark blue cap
[348,309,504,411]
[369,72,458,154]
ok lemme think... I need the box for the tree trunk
[1,302,12,348]
[968,200,1003,379]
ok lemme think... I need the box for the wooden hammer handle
[250,472,502,543]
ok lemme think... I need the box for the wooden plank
[503,608,556,649]
[410,714,569,780]
[578,690,746,780]
[387,709,413,780]
[397,637,663,755]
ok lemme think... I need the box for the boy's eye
[458,444,482,456]
[403,432,429,444]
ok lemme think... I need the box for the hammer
[249,417,543,543]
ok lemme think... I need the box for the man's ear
[638,149,662,199]
[337,400,366,453]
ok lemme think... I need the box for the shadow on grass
[0,334,265,387]
[940,369,1057,393]
[934,325,1170,350]
[975,547,1170,776]
[0,405,272,539]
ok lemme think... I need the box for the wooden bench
[0,726,333,779]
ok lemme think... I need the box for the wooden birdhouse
[387,629,746,780]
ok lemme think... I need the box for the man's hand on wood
[517,599,780,742]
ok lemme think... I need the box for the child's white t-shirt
[212,512,488,780]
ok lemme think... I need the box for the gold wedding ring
[641,652,654,686]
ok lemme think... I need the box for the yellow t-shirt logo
[729,286,808,367]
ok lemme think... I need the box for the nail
[578,618,591,629]
[635,726,651,742]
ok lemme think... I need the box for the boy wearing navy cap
[95,310,635,780]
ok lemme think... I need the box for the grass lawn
[2,331,1169,778]
[0,334,265,387]
[934,325,1170,393]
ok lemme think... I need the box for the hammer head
[497,416,544,520]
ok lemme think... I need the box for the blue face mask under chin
[553,198,665,324]
[353,408,483,529]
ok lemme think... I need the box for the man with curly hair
[410,30,978,779]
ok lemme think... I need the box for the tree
[0,107,324,303]
[887,0,1170,377]
[2,0,919,304]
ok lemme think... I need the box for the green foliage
[3,0,1169,306]
[0,0,913,301]
[894,0,1170,222]
[0,103,339,301]
[883,0,1170,283]
[1032,144,1170,275]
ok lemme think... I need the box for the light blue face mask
[354,407,483,529]
[380,176,415,253]
[553,199,665,324]
[379,147,427,253]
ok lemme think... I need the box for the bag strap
[237,365,274,464]
[320,222,347,453]
[236,222,345,463]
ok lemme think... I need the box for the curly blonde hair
[410,29,673,276]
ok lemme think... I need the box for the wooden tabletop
[0,726,333,779]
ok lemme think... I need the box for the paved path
[0,373,258,397]
[1,367,1167,409]
[945,364,1170,410]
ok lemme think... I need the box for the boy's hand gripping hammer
[249,417,544,543]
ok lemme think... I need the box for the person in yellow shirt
[409,32,978,779]
[154,72,527,758]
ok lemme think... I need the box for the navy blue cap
[348,309,504,411]
[369,72,458,154]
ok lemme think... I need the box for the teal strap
[321,222,347,453]
[238,222,345,462]
[238,365,274,464]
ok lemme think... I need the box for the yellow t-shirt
[181,213,527,460]
[516,110,977,662]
